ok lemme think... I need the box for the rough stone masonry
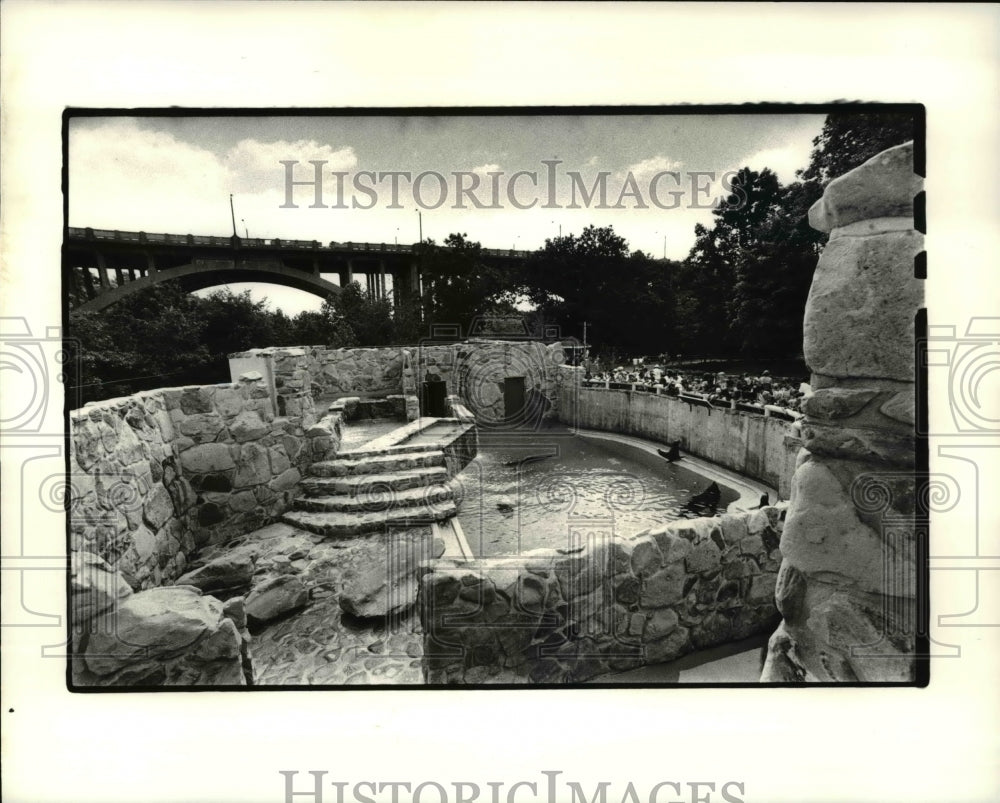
[762,142,924,682]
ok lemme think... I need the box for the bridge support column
[410,261,420,295]
[96,253,110,289]
[379,259,387,301]
[82,266,97,299]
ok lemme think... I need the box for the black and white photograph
[63,108,925,688]
[3,3,998,803]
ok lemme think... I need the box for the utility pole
[229,194,238,238]
[417,209,423,243]
[663,235,666,260]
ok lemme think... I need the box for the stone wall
[762,142,923,682]
[69,373,320,592]
[233,340,569,423]
[231,346,407,401]
[416,340,567,425]
[68,370,335,687]
[419,506,784,684]
[558,374,801,499]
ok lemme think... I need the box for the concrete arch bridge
[65,228,533,313]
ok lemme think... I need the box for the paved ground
[223,524,427,686]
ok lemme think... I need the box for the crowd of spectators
[582,365,809,418]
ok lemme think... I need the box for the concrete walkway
[587,635,768,684]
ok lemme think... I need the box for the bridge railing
[68,227,536,258]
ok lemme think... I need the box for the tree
[329,282,394,346]
[415,233,518,332]
[200,288,277,359]
[66,284,213,402]
[522,225,674,355]
[728,179,825,357]
[798,110,917,185]
[673,168,783,357]
[671,166,827,360]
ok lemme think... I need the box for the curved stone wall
[762,142,923,682]
[420,506,784,684]
[557,376,802,499]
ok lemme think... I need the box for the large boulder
[245,574,309,624]
[808,142,921,233]
[340,537,446,620]
[174,551,256,594]
[71,551,132,623]
[83,586,241,680]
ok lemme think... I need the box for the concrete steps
[300,466,450,497]
[294,482,455,513]
[285,446,460,539]
[310,450,446,478]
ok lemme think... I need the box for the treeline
[66,282,419,404]
[67,110,916,403]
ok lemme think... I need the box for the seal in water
[682,481,721,515]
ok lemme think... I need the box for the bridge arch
[70,262,341,313]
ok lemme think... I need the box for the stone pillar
[95,252,111,289]
[762,142,923,683]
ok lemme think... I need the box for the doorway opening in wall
[503,376,526,424]
[421,378,448,417]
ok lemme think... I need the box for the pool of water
[457,425,739,557]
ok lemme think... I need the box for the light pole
[242,219,249,238]
[417,210,423,243]
[229,194,237,238]
[663,235,667,260]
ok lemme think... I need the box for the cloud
[736,145,811,184]
[70,119,233,234]
[225,139,357,193]
[622,155,684,180]
[471,163,502,175]
[69,120,361,239]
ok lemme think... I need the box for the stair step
[335,442,442,460]
[293,482,455,513]
[310,450,446,478]
[281,501,458,538]
[300,466,449,497]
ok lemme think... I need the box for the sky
[69,113,826,315]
